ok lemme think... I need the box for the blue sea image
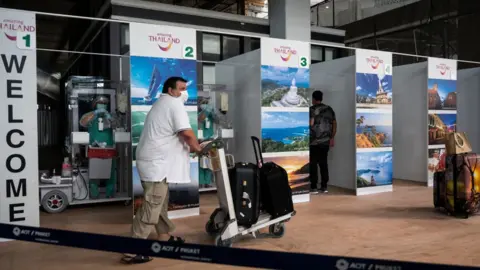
[356,151,393,186]
[262,127,309,144]
[130,56,197,106]
[261,111,309,144]
[261,65,310,88]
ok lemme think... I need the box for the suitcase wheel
[269,223,285,238]
[205,220,220,236]
[215,234,233,247]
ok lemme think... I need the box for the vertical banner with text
[129,22,199,218]
[355,49,393,195]
[427,58,457,187]
[0,9,39,239]
[260,37,311,202]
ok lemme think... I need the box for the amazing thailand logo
[149,33,180,52]
[274,46,297,62]
[366,56,384,70]
[436,63,451,76]
[0,18,35,41]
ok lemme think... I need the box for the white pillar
[268,0,311,42]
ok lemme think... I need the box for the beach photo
[263,155,310,195]
[261,111,309,153]
[428,78,457,110]
[428,113,457,145]
[131,108,198,160]
[261,65,310,108]
[428,148,446,184]
[356,111,392,148]
[130,55,197,106]
[356,73,393,109]
[133,160,200,214]
[356,151,393,188]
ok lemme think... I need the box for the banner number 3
[300,57,308,67]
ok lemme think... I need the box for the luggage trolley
[199,139,295,247]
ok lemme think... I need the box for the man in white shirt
[122,77,203,264]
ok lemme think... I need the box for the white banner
[129,22,197,60]
[355,49,392,76]
[428,57,457,81]
[0,9,39,232]
[261,37,310,68]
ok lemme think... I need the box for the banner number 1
[17,32,35,50]
[22,34,31,47]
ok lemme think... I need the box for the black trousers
[310,144,330,190]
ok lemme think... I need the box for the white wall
[457,67,480,154]
[215,50,262,163]
[310,56,357,190]
[392,62,428,183]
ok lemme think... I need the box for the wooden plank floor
[1,180,479,269]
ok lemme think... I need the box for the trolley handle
[251,136,264,166]
[198,138,225,156]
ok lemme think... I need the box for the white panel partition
[310,56,356,190]
[457,67,480,154]
[392,61,428,183]
[215,50,262,164]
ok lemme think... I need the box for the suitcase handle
[251,136,264,165]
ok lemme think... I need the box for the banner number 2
[183,45,195,59]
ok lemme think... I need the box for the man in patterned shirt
[310,90,336,194]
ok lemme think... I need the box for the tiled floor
[1,180,479,269]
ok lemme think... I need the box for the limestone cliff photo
[355,111,392,148]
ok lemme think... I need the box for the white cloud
[131,87,147,98]
[356,86,362,91]
[382,82,388,86]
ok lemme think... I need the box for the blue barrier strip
[0,223,476,270]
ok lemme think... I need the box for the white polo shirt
[135,94,192,184]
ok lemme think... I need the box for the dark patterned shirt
[310,103,336,146]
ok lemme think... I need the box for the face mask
[200,104,213,114]
[96,104,107,110]
[180,91,189,104]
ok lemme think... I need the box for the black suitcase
[228,162,261,226]
[433,171,446,208]
[251,136,294,218]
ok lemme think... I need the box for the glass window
[222,36,240,60]
[325,48,334,61]
[202,64,216,85]
[311,45,323,62]
[120,24,129,47]
[202,34,221,55]
[251,38,260,51]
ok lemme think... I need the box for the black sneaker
[310,189,319,194]
[319,188,328,193]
